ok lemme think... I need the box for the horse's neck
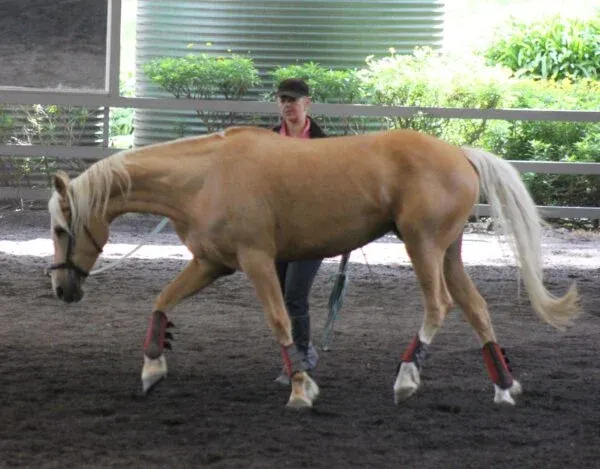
[107,139,216,222]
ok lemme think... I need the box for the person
[272,78,326,385]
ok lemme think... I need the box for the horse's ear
[53,171,70,198]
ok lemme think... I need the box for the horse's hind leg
[443,235,522,405]
[394,236,453,404]
[142,258,232,394]
[237,248,319,409]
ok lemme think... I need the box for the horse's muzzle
[55,283,84,303]
[54,270,85,303]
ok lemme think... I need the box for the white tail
[463,147,580,330]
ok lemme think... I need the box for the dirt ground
[0,208,599,469]
[0,0,106,89]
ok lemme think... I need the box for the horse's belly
[277,216,392,260]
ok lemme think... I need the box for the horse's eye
[54,227,67,237]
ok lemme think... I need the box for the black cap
[276,78,309,98]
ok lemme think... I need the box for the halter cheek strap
[48,225,103,278]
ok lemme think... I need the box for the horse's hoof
[393,362,420,404]
[509,380,522,396]
[142,374,165,395]
[304,375,320,402]
[493,384,516,405]
[286,395,313,409]
[286,372,319,409]
[141,355,167,395]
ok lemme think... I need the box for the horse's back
[215,127,479,217]
[222,126,472,174]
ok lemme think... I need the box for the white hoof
[493,384,516,405]
[393,362,420,404]
[509,379,522,397]
[286,373,320,409]
[141,355,168,394]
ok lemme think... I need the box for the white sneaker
[274,369,290,386]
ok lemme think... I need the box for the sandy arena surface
[0,209,599,469]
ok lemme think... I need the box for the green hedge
[481,79,600,208]
[355,47,512,144]
[142,53,260,132]
[484,15,600,80]
[143,53,259,100]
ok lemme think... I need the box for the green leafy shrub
[271,62,366,104]
[143,53,260,100]
[357,47,512,144]
[20,105,95,147]
[143,54,260,132]
[0,108,15,143]
[109,74,135,148]
[109,107,134,148]
[484,15,600,80]
[0,105,96,188]
[481,79,600,207]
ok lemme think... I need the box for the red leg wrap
[401,334,429,371]
[144,310,169,359]
[280,344,307,377]
[280,345,293,377]
[482,342,514,390]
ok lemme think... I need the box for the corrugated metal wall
[134,0,444,146]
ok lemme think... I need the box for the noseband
[48,225,103,278]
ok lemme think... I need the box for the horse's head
[48,170,110,303]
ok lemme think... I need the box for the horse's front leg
[238,248,319,409]
[142,258,231,394]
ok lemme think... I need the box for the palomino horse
[47,126,579,408]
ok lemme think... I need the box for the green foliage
[20,105,94,146]
[271,63,366,104]
[357,47,512,144]
[143,53,260,100]
[108,73,136,148]
[109,107,134,139]
[359,48,511,107]
[483,79,600,161]
[484,15,600,80]
[481,79,600,207]
[0,108,14,143]
[0,105,95,188]
[143,53,260,132]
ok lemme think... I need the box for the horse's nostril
[56,286,64,299]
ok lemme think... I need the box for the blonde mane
[48,152,131,235]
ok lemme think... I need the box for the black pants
[275,258,323,352]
